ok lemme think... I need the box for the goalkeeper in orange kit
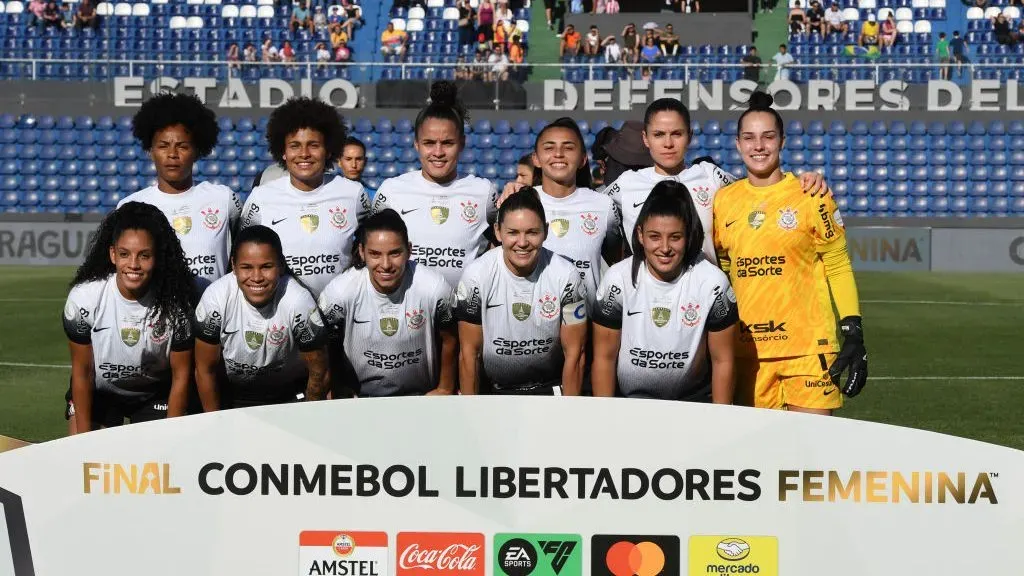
[713,92,867,415]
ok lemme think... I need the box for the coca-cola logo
[396,533,485,575]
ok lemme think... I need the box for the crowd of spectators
[560,21,682,63]
[26,0,102,32]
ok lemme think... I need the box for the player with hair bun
[240,97,370,298]
[371,81,500,288]
[454,188,588,396]
[118,93,242,293]
[714,91,867,415]
[592,181,738,402]
[63,202,197,433]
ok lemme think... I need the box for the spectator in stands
[661,0,682,12]
[622,23,639,64]
[605,0,620,12]
[993,12,1019,46]
[313,6,327,34]
[477,0,495,42]
[936,32,950,80]
[508,35,525,79]
[772,43,794,82]
[642,27,660,48]
[560,24,581,57]
[742,46,762,83]
[640,66,653,81]
[262,37,280,62]
[457,0,475,46]
[824,1,847,37]
[789,0,807,34]
[334,38,352,62]
[950,30,968,78]
[40,0,65,32]
[495,0,513,30]
[380,22,407,57]
[473,49,489,79]
[584,25,602,56]
[683,0,699,12]
[859,13,879,47]
[315,42,330,68]
[640,36,660,63]
[28,0,46,28]
[72,0,99,30]
[880,12,897,47]
[338,137,366,184]
[488,42,510,81]
[544,0,555,28]
[290,0,314,35]
[328,5,344,25]
[659,23,679,56]
[243,42,257,64]
[476,31,491,55]
[227,43,241,72]
[281,41,296,63]
[807,0,825,36]
[973,0,988,8]
[590,126,617,192]
[339,0,363,36]
[330,23,348,49]
[603,35,621,63]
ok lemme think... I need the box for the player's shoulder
[604,259,632,286]
[117,185,159,207]
[690,156,734,185]
[321,266,364,300]
[409,261,450,292]
[325,173,366,195]
[68,276,109,303]
[455,173,497,195]
[575,186,615,209]
[544,249,579,277]
[194,180,237,200]
[462,246,500,279]
[714,177,748,208]
[690,256,729,286]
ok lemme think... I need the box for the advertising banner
[845,227,931,272]
[931,228,1024,272]
[0,221,99,266]
[0,397,1020,575]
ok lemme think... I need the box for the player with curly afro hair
[64,202,198,433]
[131,93,219,193]
[265,96,347,190]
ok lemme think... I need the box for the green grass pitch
[1,266,1023,449]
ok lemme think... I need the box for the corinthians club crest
[580,213,599,236]
[681,302,701,327]
[651,306,671,328]
[538,293,559,320]
[778,207,798,231]
[512,302,532,321]
[691,185,712,207]
[406,309,425,330]
[460,201,479,224]
[148,320,169,344]
[201,207,221,230]
[266,324,287,346]
[329,207,349,229]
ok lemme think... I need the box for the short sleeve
[706,274,739,332]
[62,286,94,344]
[700,160,738,190]
[356,184,371,222]
[293,299,328,352]
[592,266,626,329]
[228,191,243,230]
[453,269,483,325]
[170,307,195,352]
[316,278,348,327]
[485,180,499,224]
[240,193,262,228]
[605,198,624,246]
[194,288,225,345]
[433,277,456,329]
[811,194,846,247]
[561,273,588,326]
[370,183,391,214]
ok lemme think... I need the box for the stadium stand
[1,113,1023,218]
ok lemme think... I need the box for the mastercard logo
[715,538,750,561]
[605,540,666,576]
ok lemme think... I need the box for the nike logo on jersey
[823,388,835,396]
[223,329,239,335]
[486,303,503,309]
[352,319,370,324]
[92,326,109,332]
[271,218,288,225]
[632,201,646,208]
[400,208,419,215]
[626,310,642,316]
[725,220,737,228]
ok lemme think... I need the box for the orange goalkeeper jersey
[713,173,843,360]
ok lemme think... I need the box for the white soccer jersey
[318,262,455,397]
[592,257,738,399]
[605,161,736,262]
[62,275,193,399]
[118,181,242,291]
[371,171,499,287]
[537,185,622,307]
[454,247,587,391]
[194,274,327,404]
[240,175,370,297]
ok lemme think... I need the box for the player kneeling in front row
[193,225,329,409]
[318,209,459,396]
[713,92,867,414]
[591,181,738,402]
[64,202,198,433]
[455,188,589,396]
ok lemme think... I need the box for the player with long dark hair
[592,181,738,402]
[318,209,458,396]
[193,225,329,409]
[63,202,197,433]
[454,188,588,395]
[371,81,500,288]
[118,93,241,293]
[714,91,867,414]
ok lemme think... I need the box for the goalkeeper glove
[828,316,868,398]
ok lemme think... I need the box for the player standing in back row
[371,81,499,288]
[118,93,242,293]
[604,98,830,262]
[714,92,867,414]
[240,97,370,298]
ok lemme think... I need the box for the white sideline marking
[863,299,1020,307]
[0,361,70,369]
[0,298,63,302]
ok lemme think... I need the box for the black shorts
[65,385,169,428]
[544,0,555,9]
[222,381,306,409]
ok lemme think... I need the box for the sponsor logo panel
[396,532,484,575]
[591,534,680,576]
[494,533,583,576]
[299,531,388,576]
[687,536,778,576]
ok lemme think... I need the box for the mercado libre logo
[687,536,778,576]
[494,533,583,576]
[591,534,680,576]
[298,531,388,576]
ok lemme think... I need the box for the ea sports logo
[497,538,537,576]
[333,534,356,557]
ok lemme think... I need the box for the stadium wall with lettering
[846,227,930,272]
[931,229,1024,272]
[0,397,1019,576]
